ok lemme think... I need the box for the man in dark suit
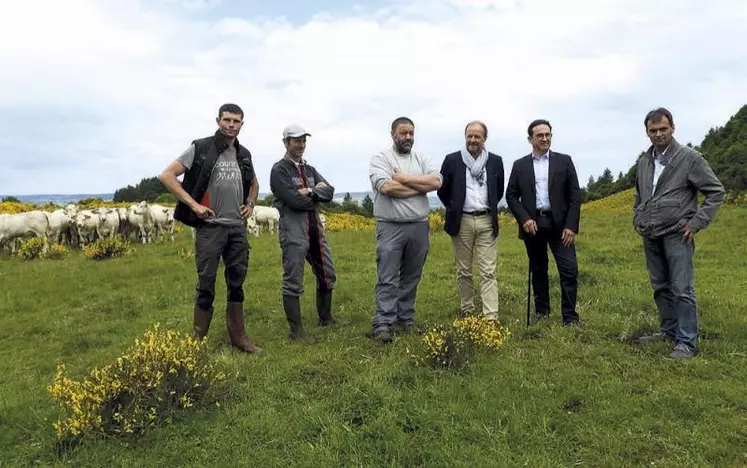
[505,119,582,326]
[437,121,505,320]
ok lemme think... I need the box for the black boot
[283,295,316,344]
[316,289,337,326]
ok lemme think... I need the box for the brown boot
[226,302,263,354]
[193,305,214,340]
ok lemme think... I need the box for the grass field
[2,192,747,467]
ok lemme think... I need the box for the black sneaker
[366,329,393,344]
[670,343,696,359]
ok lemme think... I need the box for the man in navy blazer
[505,119,582,326]
[437,121,505,320]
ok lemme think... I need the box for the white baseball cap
[283,124,311,138]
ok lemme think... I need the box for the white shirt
[651,145,669,196]
[532,151,550,210]
[463,166,489,212]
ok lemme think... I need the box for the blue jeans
[642,232,698,349]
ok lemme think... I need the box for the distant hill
[586,104,747,201]
[0,193,114,204]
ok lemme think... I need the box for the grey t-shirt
[368,146,442,222]
[177,144,244,226]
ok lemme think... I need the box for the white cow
[148,204,174,241]
[246,215,260,237]
[74,210,101,247]
[46,209,74,245]
[92,208,120,240]
[0,211,49,254]
[127,202,155,244]
[252,206,280,235]
[115,207,131,240]
[319,213,328,231]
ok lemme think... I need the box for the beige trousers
[451,214,499,319]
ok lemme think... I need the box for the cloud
[1,0,746,196]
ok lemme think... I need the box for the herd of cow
[0,201,297,255]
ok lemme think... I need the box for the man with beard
[437,121,505,320]
[270,124,337,344]
[505,119,582,327]
[160,103,262,354]
[633,107,724,359]
[367,117,443,344]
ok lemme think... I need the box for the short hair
[391,116,414,133]
[218,103,244,120]
[464,120,488,138]
[644,107,674,127]
[527,119,552,137]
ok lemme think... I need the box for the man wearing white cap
[270,124,338,344]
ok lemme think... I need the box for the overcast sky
[1,0,746,195]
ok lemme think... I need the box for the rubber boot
[226,302,263,354]
[317,289,337,326]
[283,295,316,344]
[193,305,214,340]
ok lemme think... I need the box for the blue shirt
[532,151,550,210]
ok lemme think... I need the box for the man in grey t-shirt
[367,116,443,344]
[160,103,261,354]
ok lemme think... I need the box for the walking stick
[526,258,532,327]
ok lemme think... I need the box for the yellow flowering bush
[177,247,194,260]
[429,212,445,231]
[498,212,517,226]
[47,325,234,444]
[83,237,129,260]
[324,212,376,232]
[0,201,38,214]
[45,243,70,260]
[411,315,511,370]
[18,237,46,260]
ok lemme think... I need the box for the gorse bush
[18,237,46,260]
[411,315,511,370]
[429,212,445,231]
[47,325,234,446]
[83,237,129,260]
[177,247,194,260]
[45,243,70,260]
[324,212,376,232]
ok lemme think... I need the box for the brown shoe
[193,305,214,340]
[226,302,263,354]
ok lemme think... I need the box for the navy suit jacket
[437,151,505,237]
[504,151,582,239]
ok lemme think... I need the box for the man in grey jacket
[270,124,337,344]
[633,107,725,359]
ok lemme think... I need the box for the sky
[1,0,746,196]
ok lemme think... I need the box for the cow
[147,204,174,242]
[46,209,73,245]
[252,205,280,235]
[73,210,101,247]
[0,211,50,254]
[127,201,155,244]
[319,213,328,231]
[246,215,260,237]
[92,208,120,240]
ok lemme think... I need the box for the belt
[463,210,490,216]
[536,209,552,217]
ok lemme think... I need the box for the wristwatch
[247,200,255,207]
